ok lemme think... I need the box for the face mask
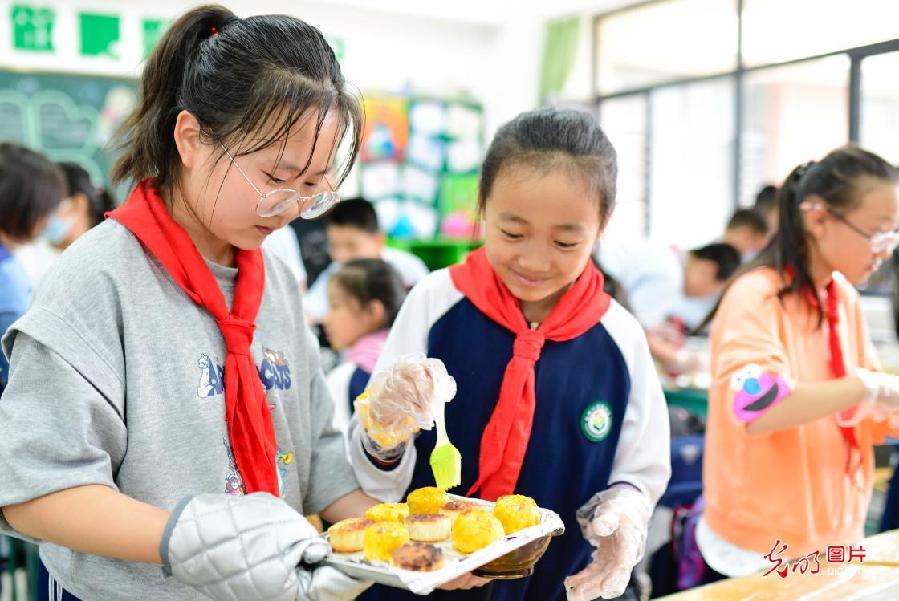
[41,214,74,245]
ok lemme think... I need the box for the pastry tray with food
[323,487,565,595]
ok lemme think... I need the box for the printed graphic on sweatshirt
[224,438,294,498]
[197,353,225,398]
[196,348,292,399]
[224,438,246,496]
[258,347,292,391]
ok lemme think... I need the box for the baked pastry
[363,522,411,563]
[407,486,448,515]
[327,518,373,553]
[365,502,410,523]
[493,494,541,534]
[439,499,483,522]
[405,513,452,542]
[451,509,505,554]
[392,542,445,572]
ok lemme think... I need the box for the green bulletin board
[0,70,137,192]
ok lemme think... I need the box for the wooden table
[659,529,899,600]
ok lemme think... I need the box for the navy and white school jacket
[327,360,373,434]
[350,269,671,601]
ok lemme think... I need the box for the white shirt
[262,226,307,291]
[13,239,60,289]
[597,239,716,330]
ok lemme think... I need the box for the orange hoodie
[704,267,897,558]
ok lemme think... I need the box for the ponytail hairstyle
[57,162,116,227]
[112,4,362,197]
[699,145,898,331]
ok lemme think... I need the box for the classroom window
[594,0,737,95]
[648,78,734,249]
[741,0,899,67]
[740,55,849,203]
[598,95,648,238]
[860,52,899,162]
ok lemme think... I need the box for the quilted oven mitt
[161,493,371,601]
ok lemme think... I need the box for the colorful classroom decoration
[358,93,484,242]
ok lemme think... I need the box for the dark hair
[112,4,362,196]
[700,145,899,331]
[325,197,379,233]
[331,258,406,328]
[478,108,617,224]
[0,143,65,242]
[689,242,742,281]
[753,184,779,214]
[57,162,116,227]
[726,208,768,236]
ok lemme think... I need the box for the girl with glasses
[696,146,899,582]
[0,5,392,600]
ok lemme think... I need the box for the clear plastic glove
[162,493,371,601]
[856,368,899,409]
[565,485,652,601]
[355,355,456,461]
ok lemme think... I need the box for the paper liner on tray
[323,495,565,595]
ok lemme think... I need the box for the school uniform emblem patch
[581,401,612,442]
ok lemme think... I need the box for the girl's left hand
[565,485,651,600]
[438,573,491,590]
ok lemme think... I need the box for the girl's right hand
[355,355,457,460]
[163,493,371,601]
[856,368,899,408]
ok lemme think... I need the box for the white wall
[0,0,638,136]
[0,0,552,140]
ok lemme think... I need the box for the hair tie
[209,25,219,36]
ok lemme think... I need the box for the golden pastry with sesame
[493,494,542,534]
[392,542,446,572]
[406,486,448,515]
[365,502,410,523]
[439,499,483,522]
[327,518,374,553]
[363,522,411,563]
[404,513,452,542]
[451,509,505,554]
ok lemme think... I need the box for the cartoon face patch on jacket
[730,363,791,423]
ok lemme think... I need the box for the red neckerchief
[450,248,611,500]
[785,266,861,481]
[109,179,279,495]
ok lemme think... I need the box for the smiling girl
[349,108,671,601]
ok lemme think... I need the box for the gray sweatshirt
[0,219,359,600]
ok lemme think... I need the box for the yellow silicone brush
[429,400,461,490]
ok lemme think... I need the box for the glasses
[221,146,340,219]
[827,209,899,254]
